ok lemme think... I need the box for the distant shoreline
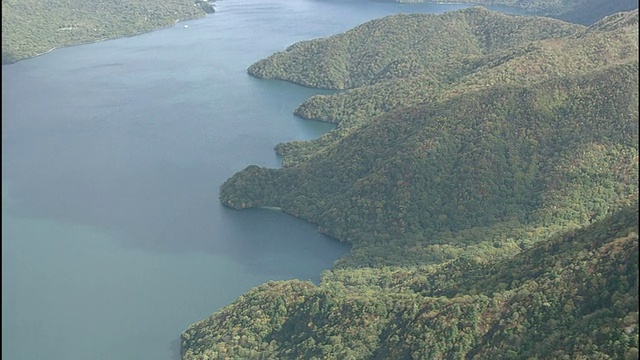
[2,14,208,65]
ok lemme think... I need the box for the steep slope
[247,7,585,90]
[223,60,638,267]
[222,9,638,268]
[183,8,640,359]
[182,206,639,359]
[285,9,636,156]
[251,9,637,173]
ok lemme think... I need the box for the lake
[1,1,525,359]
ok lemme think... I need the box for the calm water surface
[2,1,526,359]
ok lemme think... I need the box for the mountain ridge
[197,9,638,357]
[387,0,639,25]
[223,8,638,268]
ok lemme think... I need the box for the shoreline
[2,14,207,65]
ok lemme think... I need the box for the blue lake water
[2,1,527,359]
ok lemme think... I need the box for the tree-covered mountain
[248,8,586,90]
[225,8,638,268]
[2,0,635,64]
[182,206,638,359]
[1,0,212,64]
[182,8,640,358]
[386,0,639,25]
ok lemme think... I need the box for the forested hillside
[226,8,639,268]
[182,206,638,359]
[182,8,640,358]
[387,0,638,25]
[1,0,211,64]
[248,8,585,90]
[3,0,635,63]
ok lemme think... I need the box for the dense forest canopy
[228,8,639,268]
[2,0,635,63]
[183,206,638,359]
[184,7,639,359]
[386,0,639,25]
[1,0,212,64]
[2,0,637,358]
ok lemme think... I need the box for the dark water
[1,1,527,359]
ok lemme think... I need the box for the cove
[2,1,528,359]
